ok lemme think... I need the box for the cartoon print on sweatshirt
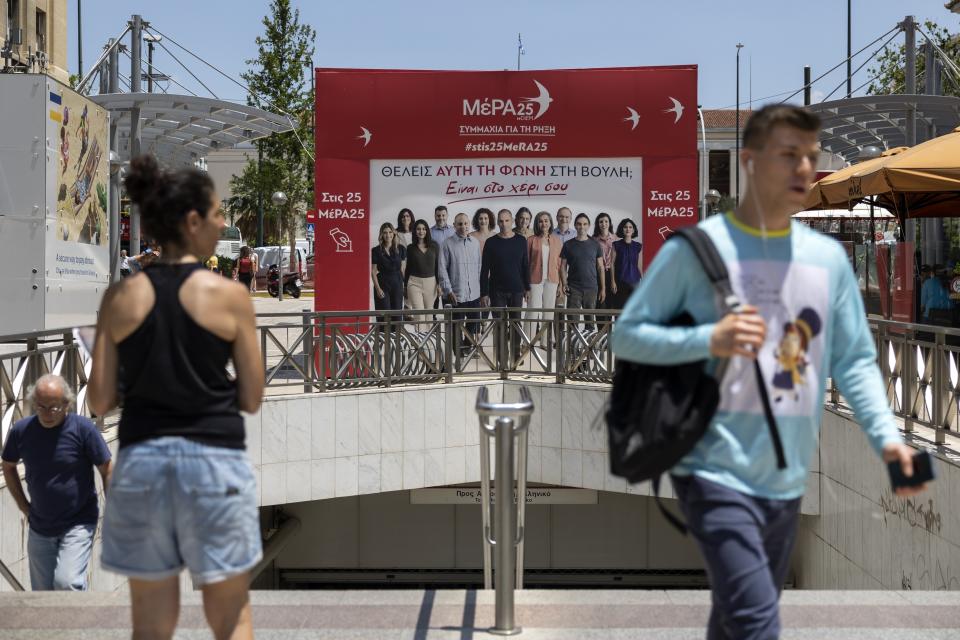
[772,307,822,403]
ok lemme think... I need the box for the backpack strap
[652,476,688,535]
[672,226,787,471]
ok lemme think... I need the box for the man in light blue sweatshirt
[611,105,927,640]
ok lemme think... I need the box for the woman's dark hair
[592,212,613,237]
[124,155,215,248]
[239,245,251,259]
[472,207,493,231]
[533,211,553,237]
[412,219,436,249]
[616,218,637,239]
[397,208,413,232]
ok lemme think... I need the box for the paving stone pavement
[1,589,959,639]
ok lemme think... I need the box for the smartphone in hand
[888,450,935,489]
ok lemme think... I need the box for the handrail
[0,557,24,591]
[476,386,534,636]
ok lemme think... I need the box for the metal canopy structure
[89,93,293,167]
[808,95,960,163]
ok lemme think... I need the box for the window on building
[8,0,22,42]
[708,150,731,198]
[35,8,46,54]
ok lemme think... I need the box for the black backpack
[606,226,786,533]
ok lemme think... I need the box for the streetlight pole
[735,43,744,208]
[77,0,82,80]
[257,142,264,247]
[847,0,852,98]
[271,191,288,301]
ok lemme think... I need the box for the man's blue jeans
[28,523,96,591]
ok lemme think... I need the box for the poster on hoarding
[313,67,698,311]
[49,83,110,284]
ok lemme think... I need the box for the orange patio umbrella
[804,147,907,211]
[855,126,960,218]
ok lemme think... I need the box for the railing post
[934,332,946,443]
[318,315,327,392]
[499,308,508,381]
[476,386,532,636]
[555,311,565,384]
[384,313,393,388]
[444,306,454,384]
[903,330,915,432]
[302,310,314,394]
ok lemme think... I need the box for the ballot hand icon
[330,227,353,253]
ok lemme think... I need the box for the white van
[253,246,307,279]
[216,226,243,259]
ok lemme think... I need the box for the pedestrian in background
[1,374,111,591]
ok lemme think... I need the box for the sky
[68,1,958,109]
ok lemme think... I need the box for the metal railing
[257,307,617,392]
[0,329,94,446]
[476,386,533,636]
[827,317,960,444]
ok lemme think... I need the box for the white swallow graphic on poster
[522,80,553,119]
[623,107,640,130]
[664,97,684,124]
[356,127,372,147]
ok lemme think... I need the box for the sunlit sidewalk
[1,589,958,639]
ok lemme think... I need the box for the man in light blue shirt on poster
[611,105,927,640]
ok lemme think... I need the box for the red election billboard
[313,66,698,312]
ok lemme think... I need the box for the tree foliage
[229,0,315,253]
[866,21,960,97]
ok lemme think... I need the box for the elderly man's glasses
[36,402,67,413]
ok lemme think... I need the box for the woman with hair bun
[88,154,263,639]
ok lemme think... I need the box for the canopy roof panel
[89,93,294,167]
[807,95,960,163]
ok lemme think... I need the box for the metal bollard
[476,386,533,636]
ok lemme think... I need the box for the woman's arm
[371,263,384,298]
[610,246,618,294]
[230,286,265,414]
[87,287,120,416]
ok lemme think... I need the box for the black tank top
[117,262,244,449]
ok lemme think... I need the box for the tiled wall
[793,407,960,590]
[247,380,821,513]
[246,381,698,507]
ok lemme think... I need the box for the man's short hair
[743,104,821,150]
[434,205,448,214]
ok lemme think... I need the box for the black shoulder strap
[672,226,787,471]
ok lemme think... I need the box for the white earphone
[747,158,754,174]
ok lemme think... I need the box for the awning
[807,95,960,163]
[89,93,293,167]
[805,126,960,219]
[804,147,907,210]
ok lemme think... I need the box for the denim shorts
[101,437,262,587]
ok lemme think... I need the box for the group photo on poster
[367,158,646,324]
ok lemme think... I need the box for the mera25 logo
[462,80,553,121]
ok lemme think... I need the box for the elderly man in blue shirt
[2,374,112,590]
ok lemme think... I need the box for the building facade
[1,0,68,83]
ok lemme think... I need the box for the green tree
[866,21,960,97]
[231,0,315,263]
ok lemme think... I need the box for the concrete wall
[793,406,960,590]
[274,489,704,573]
